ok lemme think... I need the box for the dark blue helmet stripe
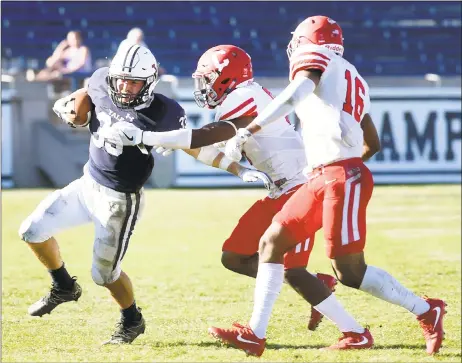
[122,44,137,71]
[129,46,141,69]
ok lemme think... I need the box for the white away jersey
[215,81,307,198]
[289,44,371,172]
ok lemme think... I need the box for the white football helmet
[107,45,160,109]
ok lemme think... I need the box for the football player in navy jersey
[19,45,270,345]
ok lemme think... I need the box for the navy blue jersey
[86,67,186,193]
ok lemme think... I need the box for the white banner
[174,87,461,186]
[367,88,461,183]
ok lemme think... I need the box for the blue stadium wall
[2,1,461,77]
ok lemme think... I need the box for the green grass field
[2,185,461,362]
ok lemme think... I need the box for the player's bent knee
[259,223,279,253]
[259,222,294,260]
[91,264,120,286]
[18,218,33,242]
[331,254,367,289]
[221,251,241,271]
[18,218,49,243]
[18,190,65,243]
[332,266,362,289]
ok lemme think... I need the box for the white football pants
[19,168,145,285]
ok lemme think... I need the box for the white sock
[314,294,365,333]
[359,265,430,316]
[249,263,284,339]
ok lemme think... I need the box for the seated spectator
[31,31,92,82]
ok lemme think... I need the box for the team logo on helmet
[212,50,230,72]
[192,45,253,109]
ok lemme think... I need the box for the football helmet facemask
[192,45,253,109]
[107,45,160,109]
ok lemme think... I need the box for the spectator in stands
[30,30,92,82]
[117,27,166,75]
[117,27,147,53]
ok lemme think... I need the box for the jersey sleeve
[215,88,258,122]
[289,45,332,81]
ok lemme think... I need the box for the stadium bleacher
[1,1,460,77]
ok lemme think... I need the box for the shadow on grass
[137,340,326,350]
[373,343,461,358]
[371,343,426,350]
[135,340,461,359]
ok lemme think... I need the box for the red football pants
[223,184,316,269]
[274,158,374,258]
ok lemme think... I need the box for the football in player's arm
[53,89,272,190]
[52,88,92,128]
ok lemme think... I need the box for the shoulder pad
[216,87,257,121]
[290,45,334,81]
[87,67,109,99]
[141,93,186,131]
[153,93,184,113]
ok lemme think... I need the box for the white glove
[52,96,76,128]
[224,128,252,162]
[238,168,273,191]
[112,121,144,146]
[98,122,149,155]
[154,145,174,156]
[213,140,228,149]
[97,123,124,146]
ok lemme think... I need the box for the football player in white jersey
[207,16,446,356]
[105,44,337,332]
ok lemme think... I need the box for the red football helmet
[192,45,253,108]
[287,15,344,59]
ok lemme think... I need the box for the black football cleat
[102,311,146,345]
[28,278,82,317]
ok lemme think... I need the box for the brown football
[69,88,92,126]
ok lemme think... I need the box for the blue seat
[1,1,460,76]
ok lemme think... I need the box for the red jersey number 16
[342,69,366,122]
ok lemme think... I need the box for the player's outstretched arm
[222,70,322,161]
[183,146,273,190]
[140,116,255,149]
[361,113,381,161]
[104,114,254,151]
[245,70,322,135]
[191,116,255,148]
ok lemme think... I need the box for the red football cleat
[417,297,447,354]
[208,322,266,357]
[324,328,374,350]
[308,273,338,331]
